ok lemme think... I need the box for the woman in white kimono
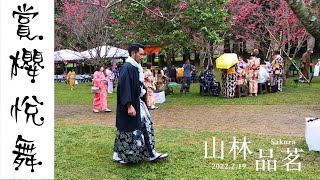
[105,67,114,93]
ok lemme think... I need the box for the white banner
[0,0,54,179]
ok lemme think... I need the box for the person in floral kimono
[236,56,248,86]
[238,55,248,70]
[93,66,112,113]
[271,51,285,91]
[237,68,247,86]
[247,56,260,96]
[203,65,220,96]
[144,63,158,110]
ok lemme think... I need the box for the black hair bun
[130,42,145,49]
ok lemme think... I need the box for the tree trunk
[224,40,231,53]
[195,51,200,62]
[183,48,190,62]
[286,0,320,40]
[171,50,176,63]
[307,36,315,49]
[159,54,166,67]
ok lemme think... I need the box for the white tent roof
[54,49,84,61]
[80,45,129,59]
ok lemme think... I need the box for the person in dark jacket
[253,49,266,65]
[169,65,177,82]
[113,43,168,164]
[180,59,192,93]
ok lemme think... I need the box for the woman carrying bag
[93,66,112,113]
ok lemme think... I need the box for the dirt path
[55,104,320,137]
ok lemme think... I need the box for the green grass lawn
[55,72,320,179]
[55,75,320,107]
[55,123,320,179]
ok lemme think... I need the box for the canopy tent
[54,49,84,61]
[144,45,161,55]
[80,45,129,59]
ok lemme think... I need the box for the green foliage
[110,0,228,52]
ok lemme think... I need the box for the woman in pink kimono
[93,66,112,113]
[144,63,158,110]
[247,56,260,96]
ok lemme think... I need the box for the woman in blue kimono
[204,65,219,96]
[113,43,168,164]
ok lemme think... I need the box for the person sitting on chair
[204,65,219,96]
[258,63,270,84]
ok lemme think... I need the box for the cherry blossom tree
[55,0,124,66]
[227,0,309,61]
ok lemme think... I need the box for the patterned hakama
[113,100,156,163]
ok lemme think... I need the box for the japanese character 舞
[11,95,44,126]
[12,3,43,40]
[12,135,42,172]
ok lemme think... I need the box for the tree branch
[286,0,320,39]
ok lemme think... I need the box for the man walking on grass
[113,43,168,164]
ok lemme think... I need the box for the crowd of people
[65,48,317,104]
[60,43,319,165]
[203,49,285,98]
[149,48,295,98]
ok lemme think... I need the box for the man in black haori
[113,43,168,164]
